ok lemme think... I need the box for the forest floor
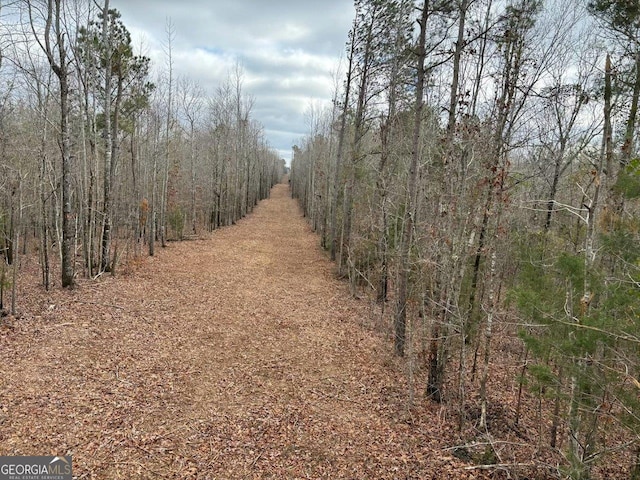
[1,180,507,479]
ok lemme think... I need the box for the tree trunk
[35,0,76,288]
[100,0,113,272]
[330,20,355,263]
[37,86,51,290]
[447,0,468,134]
[395,2,429,357]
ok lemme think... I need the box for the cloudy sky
[111,0,355,163]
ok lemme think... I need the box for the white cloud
[173,48,235,83]
[112,0,354,161]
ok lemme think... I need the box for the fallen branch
[249,451,263,469]
[463,462,533,471]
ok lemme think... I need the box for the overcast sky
[111,0,355,163]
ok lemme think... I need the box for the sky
[111,0,355,164]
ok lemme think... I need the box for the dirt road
[0,181,477,479]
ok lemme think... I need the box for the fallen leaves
[0,183,496,479]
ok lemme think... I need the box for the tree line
[290,0,640,477]
[0,1,284,306]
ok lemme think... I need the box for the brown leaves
[0,183,490,479]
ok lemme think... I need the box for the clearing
[0,181,486,479]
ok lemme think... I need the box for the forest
[290,0,640,478]
[0,0,285,299]
[1,0,640,478]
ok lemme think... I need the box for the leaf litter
[0,183,495,479]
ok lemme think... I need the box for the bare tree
[28,0,75,287]
[178,77,204,234]
[395,1,430,357]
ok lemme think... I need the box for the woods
[3,0,640,478]
[0,0,284,297]
[290,0,640,477]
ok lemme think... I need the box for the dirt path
[0,182,479,479]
